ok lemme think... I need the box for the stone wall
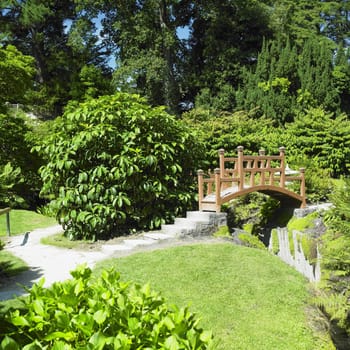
[269,203,331,282]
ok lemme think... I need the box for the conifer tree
[237,36,344,125]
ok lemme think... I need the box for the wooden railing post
[259,149,265,185]
[237,146,244,190]
[197,169,204,211]
[219,148,225,190]
[215,168,221,212]
[299,168,306,208]
[279,146,286,188]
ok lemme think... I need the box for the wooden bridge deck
[197,146,306,212]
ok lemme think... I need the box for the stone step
[185,211,214,221]
[160,224,191,236]
[143,232,174,240]
[174,217,201,227]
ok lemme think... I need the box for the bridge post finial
[259,149,265,156]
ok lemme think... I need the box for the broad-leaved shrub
[35,93,202,240]
[1,265,214,349]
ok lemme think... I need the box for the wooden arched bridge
[197,146,306,212]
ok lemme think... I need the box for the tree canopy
[2,0,349,117]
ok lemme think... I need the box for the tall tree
[0,0,112,118]
[106,0,191,114]
[186,0,273,107]
[269,0,324,46]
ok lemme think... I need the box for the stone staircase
[101,211,227,254]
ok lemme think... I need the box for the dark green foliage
[0,113,42,208]
[1,265,214,349]
[35,93,202,240]
[236,37,299,124]
[333,44,350,113]
[237,37,345,125]
[186,0,273,106]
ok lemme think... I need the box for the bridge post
[237,146,244,190]
[279,147,286,188]
[219,149,225,190]
[214,168,221,212]
[300,168,306,208]
[197,169,204,211]
[259,149,266,185]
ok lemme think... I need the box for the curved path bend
[0,225,220,301]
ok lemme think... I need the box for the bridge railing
[197,146,306,211]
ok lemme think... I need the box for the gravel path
[0,225,223,301]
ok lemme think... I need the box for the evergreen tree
[236,37,298,124]
[237,37,345,125]
[298,37,339,112]
[333,44,350,114]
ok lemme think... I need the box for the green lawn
[94,243,332,350]
[0,210,56,236]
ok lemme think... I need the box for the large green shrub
[1,265,214,349]
[35,93,202,240]
[283,108,350,178]
[182,108,276,167]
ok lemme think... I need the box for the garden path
[0,224,220,301]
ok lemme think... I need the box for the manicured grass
[94,243,331,350]
[41,233,96,250]
[0,210,56,236]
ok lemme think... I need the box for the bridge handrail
[197,146,306,212]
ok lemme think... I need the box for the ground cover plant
[94,243,332,350]
[0,264,213,349]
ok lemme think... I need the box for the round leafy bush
[35,93,202,240]
[1,265,214,349]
